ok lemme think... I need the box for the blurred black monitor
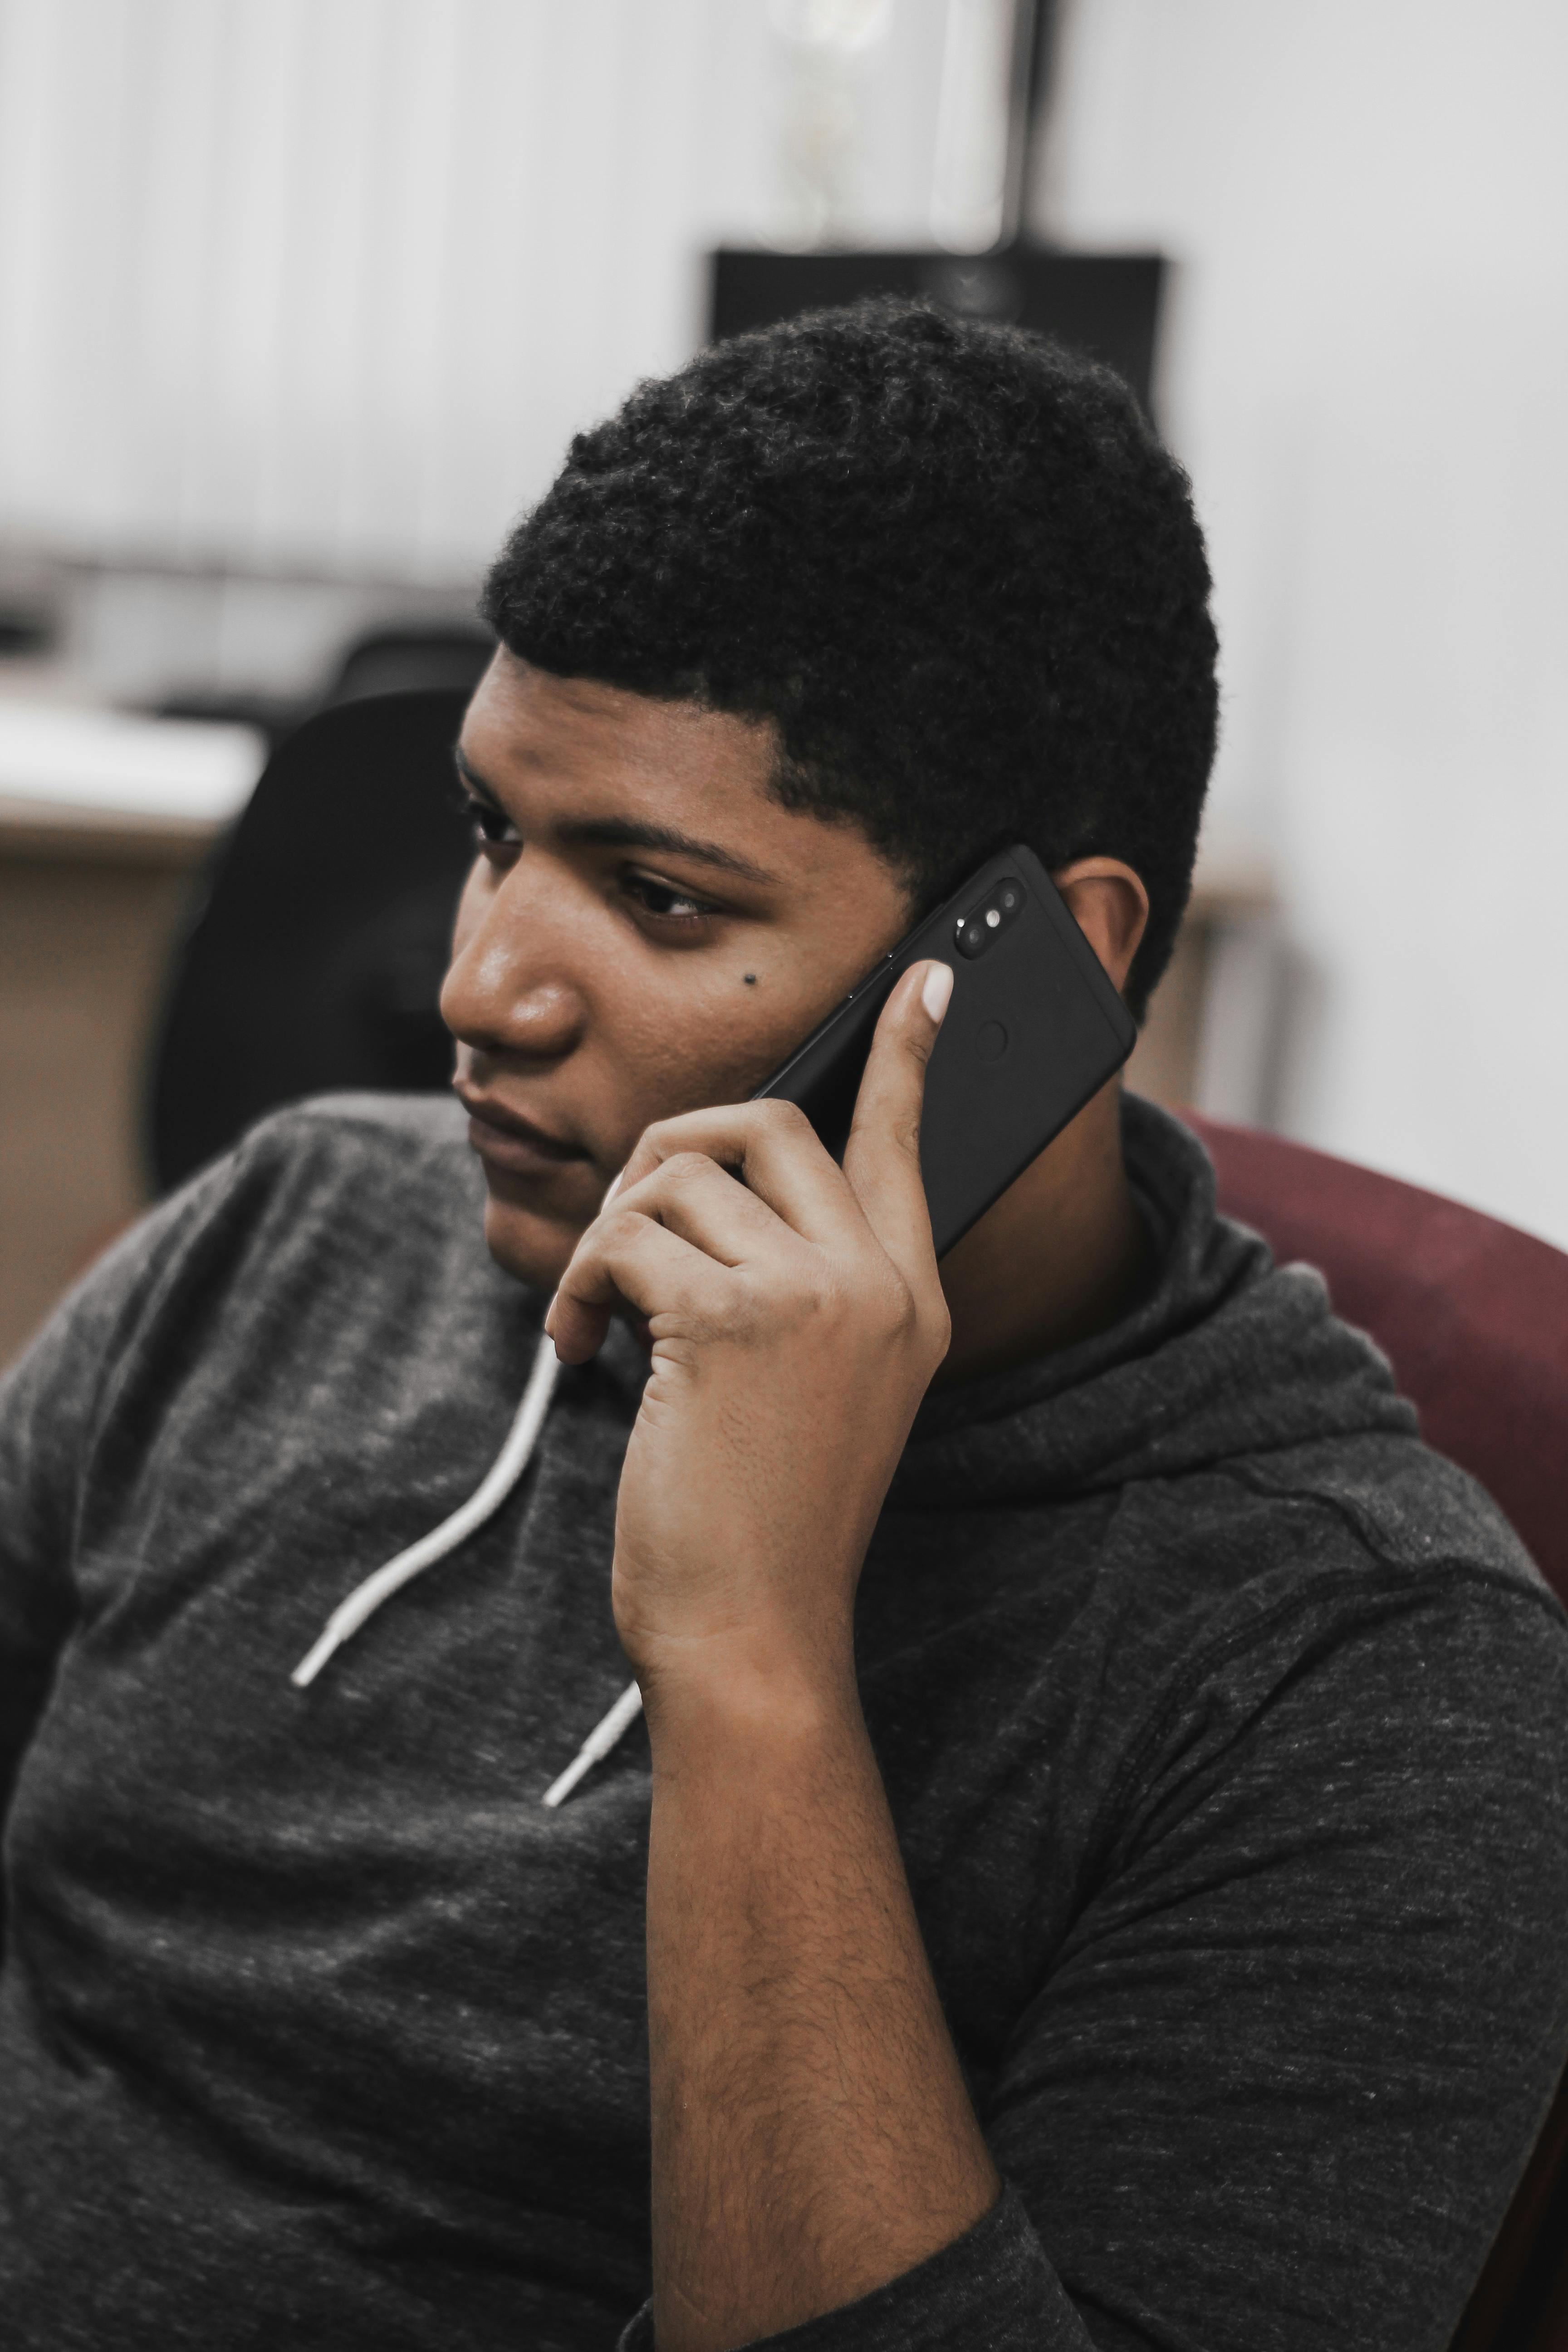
[155,621,493,755]
[710,247,1165,419]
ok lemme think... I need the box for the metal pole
[999,0,1059,248]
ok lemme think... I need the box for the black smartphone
[752,844,1136,1259]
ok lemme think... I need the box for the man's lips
[456,1088,593,1178]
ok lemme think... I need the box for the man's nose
[441,868,588,1063]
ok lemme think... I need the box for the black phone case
[752,844,1137,1259]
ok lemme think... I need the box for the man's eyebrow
[452,747,779,886]
[554,817,779,886]
[453,745,501,801]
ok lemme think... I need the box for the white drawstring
[540,1679,644,1808]
[288,1306,649,1808]
[291,1332,561,1689]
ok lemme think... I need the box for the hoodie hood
[889,1095,1416,1511]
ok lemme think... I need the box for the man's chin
[481,1191,590,1294]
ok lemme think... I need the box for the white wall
[1043,0,1568,1248]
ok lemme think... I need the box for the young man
[1,301,1565,2352]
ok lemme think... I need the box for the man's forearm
[644,1652,1000,2352]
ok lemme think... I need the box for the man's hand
[545,957,955,1706]
[546,959,1001,2352]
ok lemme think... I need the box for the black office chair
[147,689,478,1191]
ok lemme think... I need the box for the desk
[1125,850,1277,1112]
[0,699,262,1367]
[0,807,217,1366]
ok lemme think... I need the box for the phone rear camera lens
[957,879,1024,957]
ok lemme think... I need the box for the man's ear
[1050,858,1149,996]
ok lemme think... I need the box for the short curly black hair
[481,297,1217,1018]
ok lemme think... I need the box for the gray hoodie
[1,1090,1564,2352]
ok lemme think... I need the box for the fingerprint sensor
[975,1019,1008,1063]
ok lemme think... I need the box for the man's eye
[624,872,713,924]
[467,799,519,853]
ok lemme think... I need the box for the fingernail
[921,962,954,1023]
[544,1289,558,1334]
[601,1169,625,1211]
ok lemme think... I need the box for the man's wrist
[635,1631,864,1779]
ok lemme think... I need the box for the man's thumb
[841,959,952,1259]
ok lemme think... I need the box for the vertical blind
[0,0,963,583]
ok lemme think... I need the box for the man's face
[441,651,914,1289]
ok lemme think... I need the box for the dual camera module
[954,879,1023,960]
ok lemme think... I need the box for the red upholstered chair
[1185,1113,1568,2352]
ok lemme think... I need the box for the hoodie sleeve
[0,1171,228,1895]
[620,1573,1568,2352]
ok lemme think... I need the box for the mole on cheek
[743,973,757,985]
